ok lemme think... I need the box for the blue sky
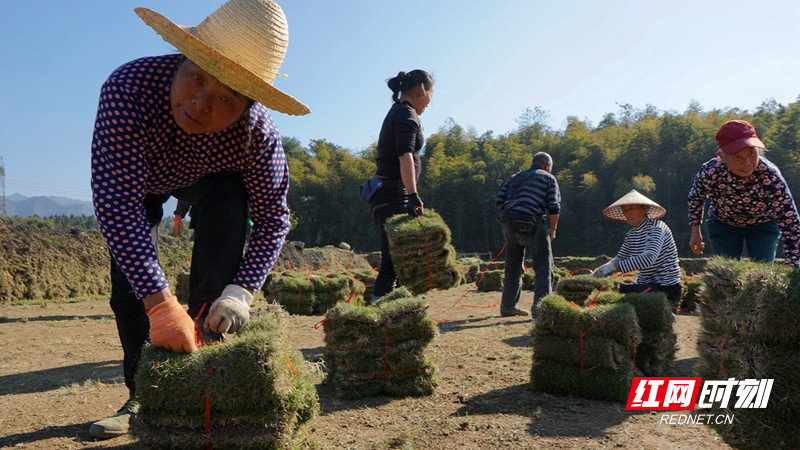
[1,0,798,202]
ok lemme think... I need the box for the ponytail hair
[387,69,434,102]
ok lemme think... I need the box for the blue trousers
[500,215,553,311]
[706,219,780,263]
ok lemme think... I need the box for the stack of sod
[351,268,377,300]
[480,261,505,271]
[554,275,616,306]
[531,294,641,402]
[552,255,611,272]
[323,287,438,399]
[310,273,366,313]
[134,308,319,449]
[697,258,800,448]
[265,272,316,315]
[464,263,481,283]
[521,271,535,290]
[267,271,366,315]
[594,290,676,376]
[385,210,460,294]
[681,278,704,312]
[475,269,504,292]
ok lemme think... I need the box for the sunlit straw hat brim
[602,189,666,222]
[136,4,310,116]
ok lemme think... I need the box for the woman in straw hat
[368,70,434,301]
[687,120,800,267]
[88,0,308,439]
[591,190,682,306]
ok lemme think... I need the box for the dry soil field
[0,287,732,449]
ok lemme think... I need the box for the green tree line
[286,97,800,257]
[11,97,798,259]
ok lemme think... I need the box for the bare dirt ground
[0,288,732,450]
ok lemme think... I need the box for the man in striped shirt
[496,152,561,318]
[591,190,682,306]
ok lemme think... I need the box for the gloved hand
[172,215,184,237]
[205,284,253,334]
[592,260,617,278]
[406,193,424,217]
[146,296,198,352]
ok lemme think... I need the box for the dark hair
[387,70,434,102]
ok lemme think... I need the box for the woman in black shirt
[369,69,434,300]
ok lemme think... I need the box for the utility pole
[0,157,6,216]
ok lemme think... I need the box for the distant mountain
[6,193,94,217]
[4,194,179,218]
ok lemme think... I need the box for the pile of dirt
[274,242,372,273]
[0,224,186,303]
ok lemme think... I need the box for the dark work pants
[109,172,249,397]
[369,183,407,298]
[500,216,553,311]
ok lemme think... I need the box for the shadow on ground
[0,361,121,396]
[454,383,645,438]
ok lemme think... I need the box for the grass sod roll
[697,258,800,448]
[593,290,676,376]
[536,294,641,346]
[475,269,504,292]
[310,275,365,313]
[530,357,636,403]
[133,312,319,449]
[385,210,460,294]
[265,275,316,315]
[323,289,438,399]
[531,331,624,370]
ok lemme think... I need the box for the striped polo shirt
[615,218,681,286]
[496,165,561,218]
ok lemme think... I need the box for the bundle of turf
[521,271,535,290]
[553,255,611,272]
[350,268,377,300]
[479,261,505,271]
[310,274,366,313]
[475,269,503,292]
[554,275,616,306]
[265,273,316,315]
[464,263,481,283]
[697,258,800,448]
[531,294,641,402]
[385,210,460,294]
[594,291,676,376]
[323,287,438,399]
[679,257,708,275]
[134,309,319,449]
[680,278,704,312]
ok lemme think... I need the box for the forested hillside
[286,98,800,257]
[8,98,798,258]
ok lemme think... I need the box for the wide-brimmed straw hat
[135,0,310,116]
[602,189,666,222]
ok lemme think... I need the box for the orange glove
[146,296,198,352]
[172,215,184,237]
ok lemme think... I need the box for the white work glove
[205,284,253,334]
[592,260,617,278]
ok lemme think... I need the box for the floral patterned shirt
[91,55,290,299]
[687,156,800,267]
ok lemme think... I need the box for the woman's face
[720,147,759,177]
[621,204,648,227]
[412,84,433,115]
[170,59,251,134]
